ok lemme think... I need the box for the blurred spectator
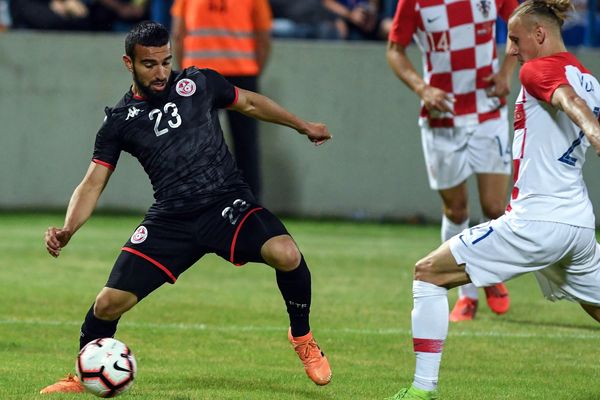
[92,0,148,31]
[378,0,397,39]
[322,0,382,40]
[10,0,92,30]
[171,0,272,201]
[0,0,12,30]
[150,0,172,30]
[270,0,342,39]
[9,0,147,30]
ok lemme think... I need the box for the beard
[132,69,171,104]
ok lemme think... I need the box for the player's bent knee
[262,235,301,271]
[414,257,436,282]
[481,203,505,219]
[94,288,137,321]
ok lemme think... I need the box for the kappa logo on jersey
[126,106,143,121]
[477,0,491,18]
[130,225,148,244]
[221,199,251,225]
[176,79,196,97]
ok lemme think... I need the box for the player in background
[387,0,600,398]
[40,21,332,394]
[386,0,518,321]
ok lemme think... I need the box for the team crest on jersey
[131,225,148,244]
[477,0,491,18]
[176,79,196,97]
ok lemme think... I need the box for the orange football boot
[449,297,478,322]
[484,283,510,315]
[288,329,332,385]
[40,373,85,394]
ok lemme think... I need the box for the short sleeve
[388,0,418,46]
[254,0,272,31]
[92,108,122,171]
[497,0,518,21]
[170,0,185,18]
[203,69,238,108]
[520,58,570,103]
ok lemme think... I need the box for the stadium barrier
[1,32,599,222]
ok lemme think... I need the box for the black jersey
[93,67,252,215]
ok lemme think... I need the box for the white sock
[458,283,478,299]
[411,280,449,391]
[441,215,477,300]
[441,214,469,242]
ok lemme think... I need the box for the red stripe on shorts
[121,246,177,283]
[229,207,263,266]
[413,338,444,353]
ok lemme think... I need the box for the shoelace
[297,339,323,365]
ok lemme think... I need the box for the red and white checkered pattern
[390,0,517,127]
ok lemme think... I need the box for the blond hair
[511,0,574,27]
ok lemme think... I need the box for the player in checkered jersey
[386,0,600,398]
[387,0,519,322]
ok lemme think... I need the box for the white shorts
[420,108,511,190]
[449,216,600,305]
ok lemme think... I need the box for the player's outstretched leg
[41,289,135,394]
[262,235,331,385]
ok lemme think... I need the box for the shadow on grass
[500,317,598,333]
[150,375,335,400]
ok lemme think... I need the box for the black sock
[79,303,120,350]
[276,255,311,337]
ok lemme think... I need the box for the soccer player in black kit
[41,21,332,394]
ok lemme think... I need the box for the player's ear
[123,55,133,72]
[534,25,546,45]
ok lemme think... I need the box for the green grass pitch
[1,213,599,399]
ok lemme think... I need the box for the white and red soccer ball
[76,338,137,398]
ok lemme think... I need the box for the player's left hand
[484,73,511,98]
[302,122,332,146]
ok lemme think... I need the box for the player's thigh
[420,124,471,190]
[476,173,510,218]
[449,217,574,288]
[469,110,511,175]
[106,218,204,300]
[206,196,289,266]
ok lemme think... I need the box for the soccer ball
[76,338,137,398]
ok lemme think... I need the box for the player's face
[124,44,172,102]
[507,16,541,65]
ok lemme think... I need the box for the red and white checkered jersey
[508,52,600,228]
[389,0,517,127]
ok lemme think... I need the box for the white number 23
[149,102,182,137]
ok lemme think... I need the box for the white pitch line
[0,318,598,340]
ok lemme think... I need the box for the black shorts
[105,195,289,300]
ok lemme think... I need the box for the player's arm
[229,88,332,145]
[386,41,454,113]
[484,54,518,98]
[45,162,112,257]
[551,85,600,156]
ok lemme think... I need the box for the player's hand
[483,73,511,98]
[302,122,332,146]
[419,85,455,114]
[45,227,72,258]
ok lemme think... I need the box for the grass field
[1,213,600,400]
